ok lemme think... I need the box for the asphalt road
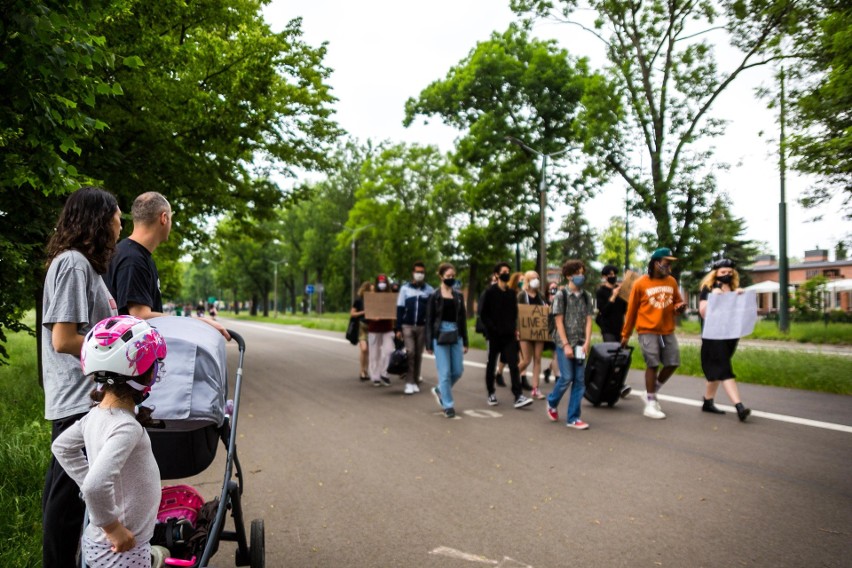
[181,318,852,568]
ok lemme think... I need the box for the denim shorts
[638,333,680,367]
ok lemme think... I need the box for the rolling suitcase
[583,342,633,407]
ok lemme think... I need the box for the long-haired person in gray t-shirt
[41,186,121,568]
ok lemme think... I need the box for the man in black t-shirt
[107,192,229,339]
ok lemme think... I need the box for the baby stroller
[80,316,263,568]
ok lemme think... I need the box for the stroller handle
[227,330,246,351]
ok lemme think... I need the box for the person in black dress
[698,259,751,421]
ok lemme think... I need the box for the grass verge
[224,312,851,395]
[677,319,852,345]
[0,317,49,568]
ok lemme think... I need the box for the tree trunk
[249,295,258,316]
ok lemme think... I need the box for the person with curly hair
[41,186,122,567]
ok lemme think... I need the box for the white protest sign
[702,291,758,340]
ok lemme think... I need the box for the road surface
[179,318,852,567]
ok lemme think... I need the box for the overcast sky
[263,0,848,262]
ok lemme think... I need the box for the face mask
[549,288,557,296]
[443,278,456,288]
[413,272,425,283]
[717,274,733,285]
[529,278,540,290]
[377,283,387,291]
[571,275,585,287]
[607,276,617,285]
[498,273,510,283]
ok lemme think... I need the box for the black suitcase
[583,342,633,407]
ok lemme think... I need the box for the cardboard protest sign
[518,304,551,342]
[617,270,641,302]
[363,292,398,320]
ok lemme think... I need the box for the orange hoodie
[621,274,684,337]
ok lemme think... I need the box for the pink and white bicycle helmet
[81,315,167,392]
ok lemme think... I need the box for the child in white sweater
[52,316,167,567]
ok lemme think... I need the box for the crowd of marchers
[350,254,752,425]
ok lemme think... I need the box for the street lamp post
[505,136,571,283]
[341,224,374,304]
[270,259,286,319]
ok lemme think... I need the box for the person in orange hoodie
[621,247,687,419]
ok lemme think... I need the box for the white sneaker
[404,383,416,395]
[644,399,666,419]
[411,383,420,393]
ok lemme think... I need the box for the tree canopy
[511,0,798,269]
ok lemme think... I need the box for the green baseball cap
[650,247,677,261]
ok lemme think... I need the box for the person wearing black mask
[596,265,632,398]
[480,262,533,409]
[697,259,751,421]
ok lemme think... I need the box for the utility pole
[778,66,790,333]
[624,186,630,273]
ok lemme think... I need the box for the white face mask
[529,278,540,290]
[413,273,425,282]
[377,283,387,291]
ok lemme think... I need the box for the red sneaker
[546,405,558,422]
[567,420,589,430]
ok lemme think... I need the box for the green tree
[788,0,852,218]
[550,197,599,280]
[512,0,798,269]
[598,216,641,271]
[345,142,456,283]
[77,2,341,235]
[0,1,128,362]
[404,24,603,306]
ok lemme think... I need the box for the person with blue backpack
[396,261,435,394]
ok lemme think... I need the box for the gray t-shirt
[52,406,160,544]
[550,289,594,348]
[42,250,118,420]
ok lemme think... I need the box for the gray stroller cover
[146,316,228,430]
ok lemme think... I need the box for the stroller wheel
[250,518,265,568]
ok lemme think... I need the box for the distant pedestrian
[545,260,594,430]
[350,281,374,381]
[698,259,752,421]
[367,274,395,387]
[426,263,469,418]
[41,186,122,568]
[52,316,166,568]
[596,265,632,398]
[621,247,687,420]
[396,262,435,394]
[480,262,533,409]
[518,270,546,399]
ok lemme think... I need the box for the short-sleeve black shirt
[106,238,163,314]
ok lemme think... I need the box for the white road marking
[228,320,852,433]
[429,546,533,567]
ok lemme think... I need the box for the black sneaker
[736,403,751,422]
[359,374,369,381]
[380,376,391,386]
[543,368,551,384]
[514,396,533,409]
[487,393,498,406]
[444,407,456,419]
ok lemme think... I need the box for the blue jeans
[433,321,464,409]
[547,347,585,424]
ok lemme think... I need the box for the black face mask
[716,274,733,285]
[606,276,617,285]
[498,273,511,283]
[443,278,456,288]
